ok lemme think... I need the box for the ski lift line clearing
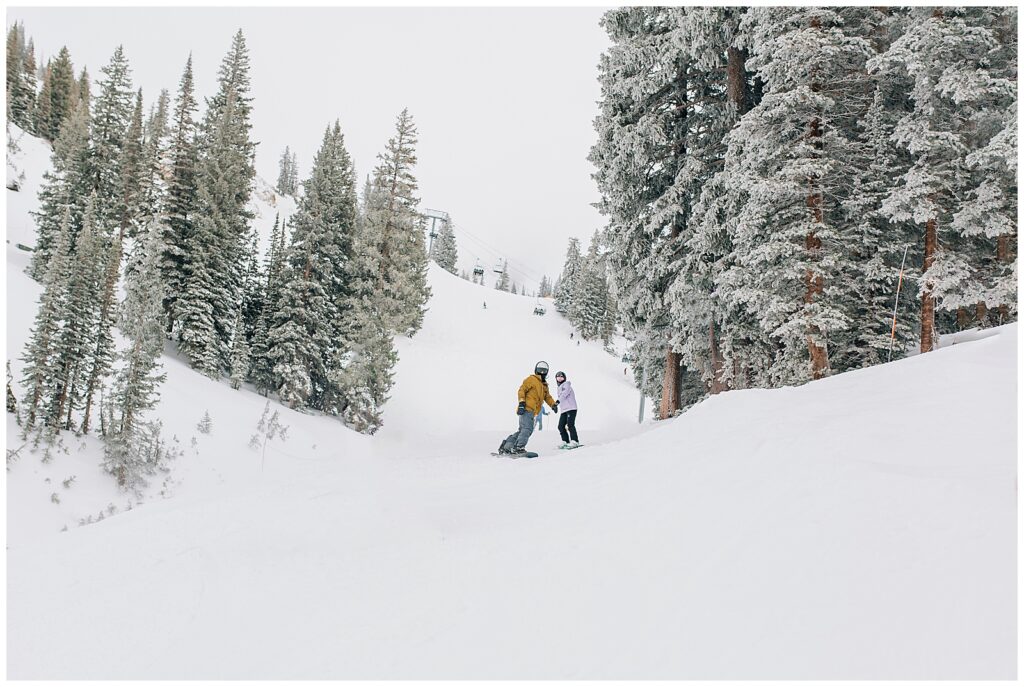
[450,222,546,287]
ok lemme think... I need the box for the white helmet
[534,361,549,376]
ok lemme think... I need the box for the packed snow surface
[6,126,1017,679]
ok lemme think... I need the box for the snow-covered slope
[6,127,1017,679]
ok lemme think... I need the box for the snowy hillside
[6,126,1017,679]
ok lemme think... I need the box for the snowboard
[491,451,539,459]
[558,444,584,450]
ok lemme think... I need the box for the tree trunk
[975,301,988,326]
[81,242,122,434]
[660,348,681,419]
[997,233,1011,322]
[805,116,829,380]
[957,307,969,330]
[726,46,751,117]
[709,319,727,395]
[920,217,937,353]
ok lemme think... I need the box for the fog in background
[8,6,612,291]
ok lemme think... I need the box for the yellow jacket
[518,374,556,416]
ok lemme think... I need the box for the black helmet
[534,361,549,376]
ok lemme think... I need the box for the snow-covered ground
[5,126,1017,679]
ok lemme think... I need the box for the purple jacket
[557,380,578,412]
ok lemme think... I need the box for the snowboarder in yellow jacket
[498,361,558,455]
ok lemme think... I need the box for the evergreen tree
[228,312,251,390]
[105,221,169,491]
[91,46,134,234]
[32,62,52,141]
[21,210,74,429]
[266,241,326,408]
[118,90,147,243]
[140,88,171,223]
[160,56,199,335]
[76,66,90,113]
[430,216,458,273]
[30,98,92,279]
[80,230,122,434]
[276,145,298,195]
[239,231,264,345]
[250,214,287,394]
[494,260,510,291]
[177,32,256,375]
[47,47,76,141]
[50,198,103,430]
[288,150,299,193]
[362,109,430,336]
[332,203,398,433]
[6,23,33,129]
[6,23,26,118]
[590,7,696,416]
[569,238,610,340]
[871,7,1018,351]
[554,237,581,313]
[266,122,358,411]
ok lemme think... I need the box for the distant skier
[483,301,487,309]
[497,361,558,455]
[555,370,580,449]
[535,404,548,431]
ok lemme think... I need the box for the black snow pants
[558,409,578,443]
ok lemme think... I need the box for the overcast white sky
[8,6,612,290]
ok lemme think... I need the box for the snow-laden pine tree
[277,146,299,195]
[6,23,35,131]
[30,98,92,279]
[105,221,169,491]
[494,260,510,292]
[32,62,52,139]
[91,46,134,234]
[659,7,757,397]
[831,41,921,371]
[362,109,430,336]
[139,87,170,225]
[331,202,398,433]
[266,122,359,411]
[590,7,702,416]
[21,209,74,430]
[288,150,298,194]
[228,311,251,391]
[177,32,256,375]
[45,47,76,142]
[430,216,458,274]
[19,38,37,128]
[707,7,881,385]
[50,197,103,430]
[554,237,581,313]
[568,254,608,341]
[117,90,147,245]
[870,7,1018,351]
[238,232,264,347]
[250,214,287,395]
[160,56,199,335]
[948,8,1018,326]
[79,229,122,434]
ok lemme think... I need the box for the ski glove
[552,402,559,413]
[517,401,526,416]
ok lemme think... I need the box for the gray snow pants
[514,411,536,449]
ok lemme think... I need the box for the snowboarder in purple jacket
[554,371,580,448]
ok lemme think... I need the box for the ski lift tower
[421,208,449,255]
